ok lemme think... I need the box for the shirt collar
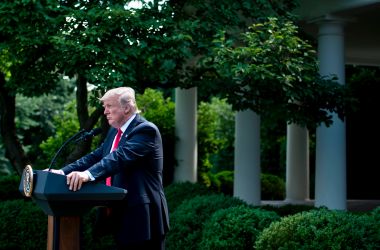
[120,113,136,133]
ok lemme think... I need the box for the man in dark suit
[53,87,169,249]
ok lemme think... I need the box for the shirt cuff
[84,170,95,181]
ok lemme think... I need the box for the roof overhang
[296,0,380,66]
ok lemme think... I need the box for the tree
[0,1,61,174]
[0,0,300,174]
[165,0,298,94]
[210,17,348,129]
[0,0,186,173]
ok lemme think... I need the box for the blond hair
[100,87,140,113]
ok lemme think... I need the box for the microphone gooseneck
[74,127,103,143]
[48,128,102,171]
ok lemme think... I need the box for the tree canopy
[210,17,348,128]
[1,0,349,174]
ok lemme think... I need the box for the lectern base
[47,215,81,250]
[18,167,127,250]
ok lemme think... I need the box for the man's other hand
[66,171,90,191]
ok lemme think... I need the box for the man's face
[102,96,129,128]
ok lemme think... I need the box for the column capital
[307,14,353,25]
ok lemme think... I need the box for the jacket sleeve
[61,144,104,174]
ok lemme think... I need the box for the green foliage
[166,193,247,250]
[137,88,175,134]
[198,97,235,175]
[261,173,285,200]
[197,96,289,186]
[38,100,80,168]
[0,143,12,175]
[0,174,22,201]
[201,171,286,200]
[259,204,315,217]
[201,170,234,195]
[49,1,187,92]
[164,181,214,213]
[15,78,76,165]
[169,0,297,89]
[0,1,61,93]
[1,0,301,177]
[0,0,297,92]
[199,205,280,250]
[260,116,287,177]
[371,206,380,221]
[211,17,349,129]
[0,200,46,249]
[255,208,380,250]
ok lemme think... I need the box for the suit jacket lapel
[119,114,144,144]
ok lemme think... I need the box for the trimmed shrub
[259,204,315,217]
[369,206,380,245]
[0,199,47,249]
[166,193,247,250]
[201,170,234,195]
[255,208,380,250]
[261,173,285,200]
[164,181,214,213]
[372,206,380,221]
[199,172,286,200]
[0,174,23,201]
[200,205,280,250]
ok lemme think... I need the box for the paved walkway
[261,200,380,212]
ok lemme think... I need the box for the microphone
[48,128,102,171]
[74,128,102,143]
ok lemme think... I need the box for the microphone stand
[47,129,85,171]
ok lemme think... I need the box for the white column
[174,87,197,182]
[286,124,310,202]
[315,18,346,210]
[233,110,261,205]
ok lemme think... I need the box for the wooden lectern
[19,166,127,250]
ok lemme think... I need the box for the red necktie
[106,128,122,186]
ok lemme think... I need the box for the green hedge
[0,200,47,249]
[200,172,286,199]
[0,175,23,201]
[0,200,116,250]
[259,204,315,217]
[164,181,214,213]
[261,173,285,200]
[372,206,380,220]
[166,193,247,250]
[1,194,379,250]
[199,205,280,250]
[255,208,380,250]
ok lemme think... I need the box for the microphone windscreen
[91,128,102,136]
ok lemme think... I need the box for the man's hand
[66,171,90,191]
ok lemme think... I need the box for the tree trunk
[65,75,105,164]
[0,73,30,175]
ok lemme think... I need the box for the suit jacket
[61,114,170,245]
